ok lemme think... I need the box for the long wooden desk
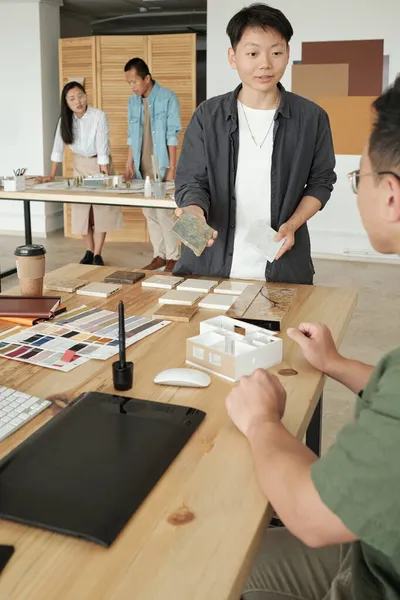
[0,264,357,600]
[0,186,177,209]
[0,185,177,280]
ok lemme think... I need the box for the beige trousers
[142,207,179,260]
[72,156,123,235]
[242,529,353,600]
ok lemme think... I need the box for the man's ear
[228,47,237,70]
[387,175,400,223]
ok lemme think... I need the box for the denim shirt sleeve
[127,98,132,146]
[166,92,182,147]
[303,109,337,208]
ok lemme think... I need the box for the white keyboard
[0,386,51,443]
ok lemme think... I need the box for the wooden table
[0,186,177,210]
[0,264,357,600]
[0,185,176,280]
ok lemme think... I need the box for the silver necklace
[239,95,280,149]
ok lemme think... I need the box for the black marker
[112,300,134,391]
[119,300,126,367]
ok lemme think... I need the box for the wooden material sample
[316,96,376,155]
[291,63,349,102]
[0,263,357,600]
[226,283,263,319]
[44,278,88,293]
[152,304,198,323]
[302,40,384,96]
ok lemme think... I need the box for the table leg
[306,395,322,457]
[24,200,32,245]
[0,200,33,286]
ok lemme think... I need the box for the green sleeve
[311,350,400,558]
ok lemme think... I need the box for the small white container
[112,175,123,187]
[3,175,25,192]
[144,176,152,198]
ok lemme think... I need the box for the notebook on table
[0,296,61,318]
[0,391,205,547]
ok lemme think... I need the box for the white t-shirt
[230,101,275,280]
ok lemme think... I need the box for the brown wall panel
[302,40,383,96]
[316,96,376,155]
[292,64,349,102]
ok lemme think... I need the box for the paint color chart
[0,306,170,372]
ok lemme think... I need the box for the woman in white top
[37,81,123,265]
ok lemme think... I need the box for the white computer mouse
[154,368,211,388]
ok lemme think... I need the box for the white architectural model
[186,316,283,382]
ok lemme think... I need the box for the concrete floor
[1,231,399,453]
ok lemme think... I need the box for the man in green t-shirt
[226,77,400,600]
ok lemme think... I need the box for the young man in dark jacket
[174,3,336,284]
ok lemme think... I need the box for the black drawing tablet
[0,392,205,547]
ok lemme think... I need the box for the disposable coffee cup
[14,244,46,297]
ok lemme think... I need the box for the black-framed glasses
[348,169,400,194]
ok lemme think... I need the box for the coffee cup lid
[14,244,46,257]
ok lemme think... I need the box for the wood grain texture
[148,34,197,156]
[152,303,199,322]
[0,264,357,600]
[0,188,176,208]
[59,38,97,184]
[226,284,263,318]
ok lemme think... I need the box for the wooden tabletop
[0,264,357,600]
[0,187,176,209]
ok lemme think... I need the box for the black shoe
[93,254,104,266]
[80,250,94,265]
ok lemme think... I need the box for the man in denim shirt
[125,58,182,272]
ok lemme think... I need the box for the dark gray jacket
[174,83,336,284]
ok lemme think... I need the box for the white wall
[0,0,63,237]
[207,0,400,261]
[40,1,64,232]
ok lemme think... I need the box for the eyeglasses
[66,93,86,102]
[348,169,400,194]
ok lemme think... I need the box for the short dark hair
[369,76,400,173]
[226,3,293,50]
[124,57,152,80]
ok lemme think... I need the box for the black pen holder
[112,361,134,391]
